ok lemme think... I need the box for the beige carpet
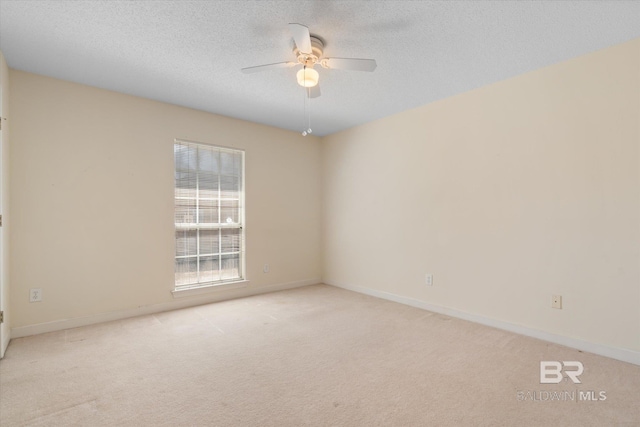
[1,284,639,426]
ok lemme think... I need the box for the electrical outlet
[30,288,43,303]
[552,295,562,309]
[263,264,270,273]
[425,274,433,286]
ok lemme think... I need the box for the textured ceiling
[1,1,639,136]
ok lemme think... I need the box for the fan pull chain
[301,66,313,136]
[307,87,312,134]
[302,82,307,136]
[307,87,313,133]
[301,89,312,136]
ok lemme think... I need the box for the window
[174,140,244,290]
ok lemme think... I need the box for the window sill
[171,280,249,298]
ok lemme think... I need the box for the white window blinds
[174,140,244,289]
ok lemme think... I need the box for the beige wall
[322,39,640,353]
[9,71,321,328]
[0,51,10,356]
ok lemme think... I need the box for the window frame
[173,139,246,293]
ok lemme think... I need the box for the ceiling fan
[241,23,377,98]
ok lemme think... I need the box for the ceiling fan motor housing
[294,36,324,67]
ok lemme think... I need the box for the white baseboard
[327,280,640,366]
[11,278,320,339]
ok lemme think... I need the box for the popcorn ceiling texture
[0,0,639,136]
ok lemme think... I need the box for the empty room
[0,1,639,425]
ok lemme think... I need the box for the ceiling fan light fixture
[296,67,319,87]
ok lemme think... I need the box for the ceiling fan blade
[321,58,377,72]
[307,84,321,98]
[241,61,295,74]
[288,23,312,54]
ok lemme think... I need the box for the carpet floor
[1,284,639,426]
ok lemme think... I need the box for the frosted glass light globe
[296,68,319,87]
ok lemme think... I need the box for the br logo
[540,361,584,384]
